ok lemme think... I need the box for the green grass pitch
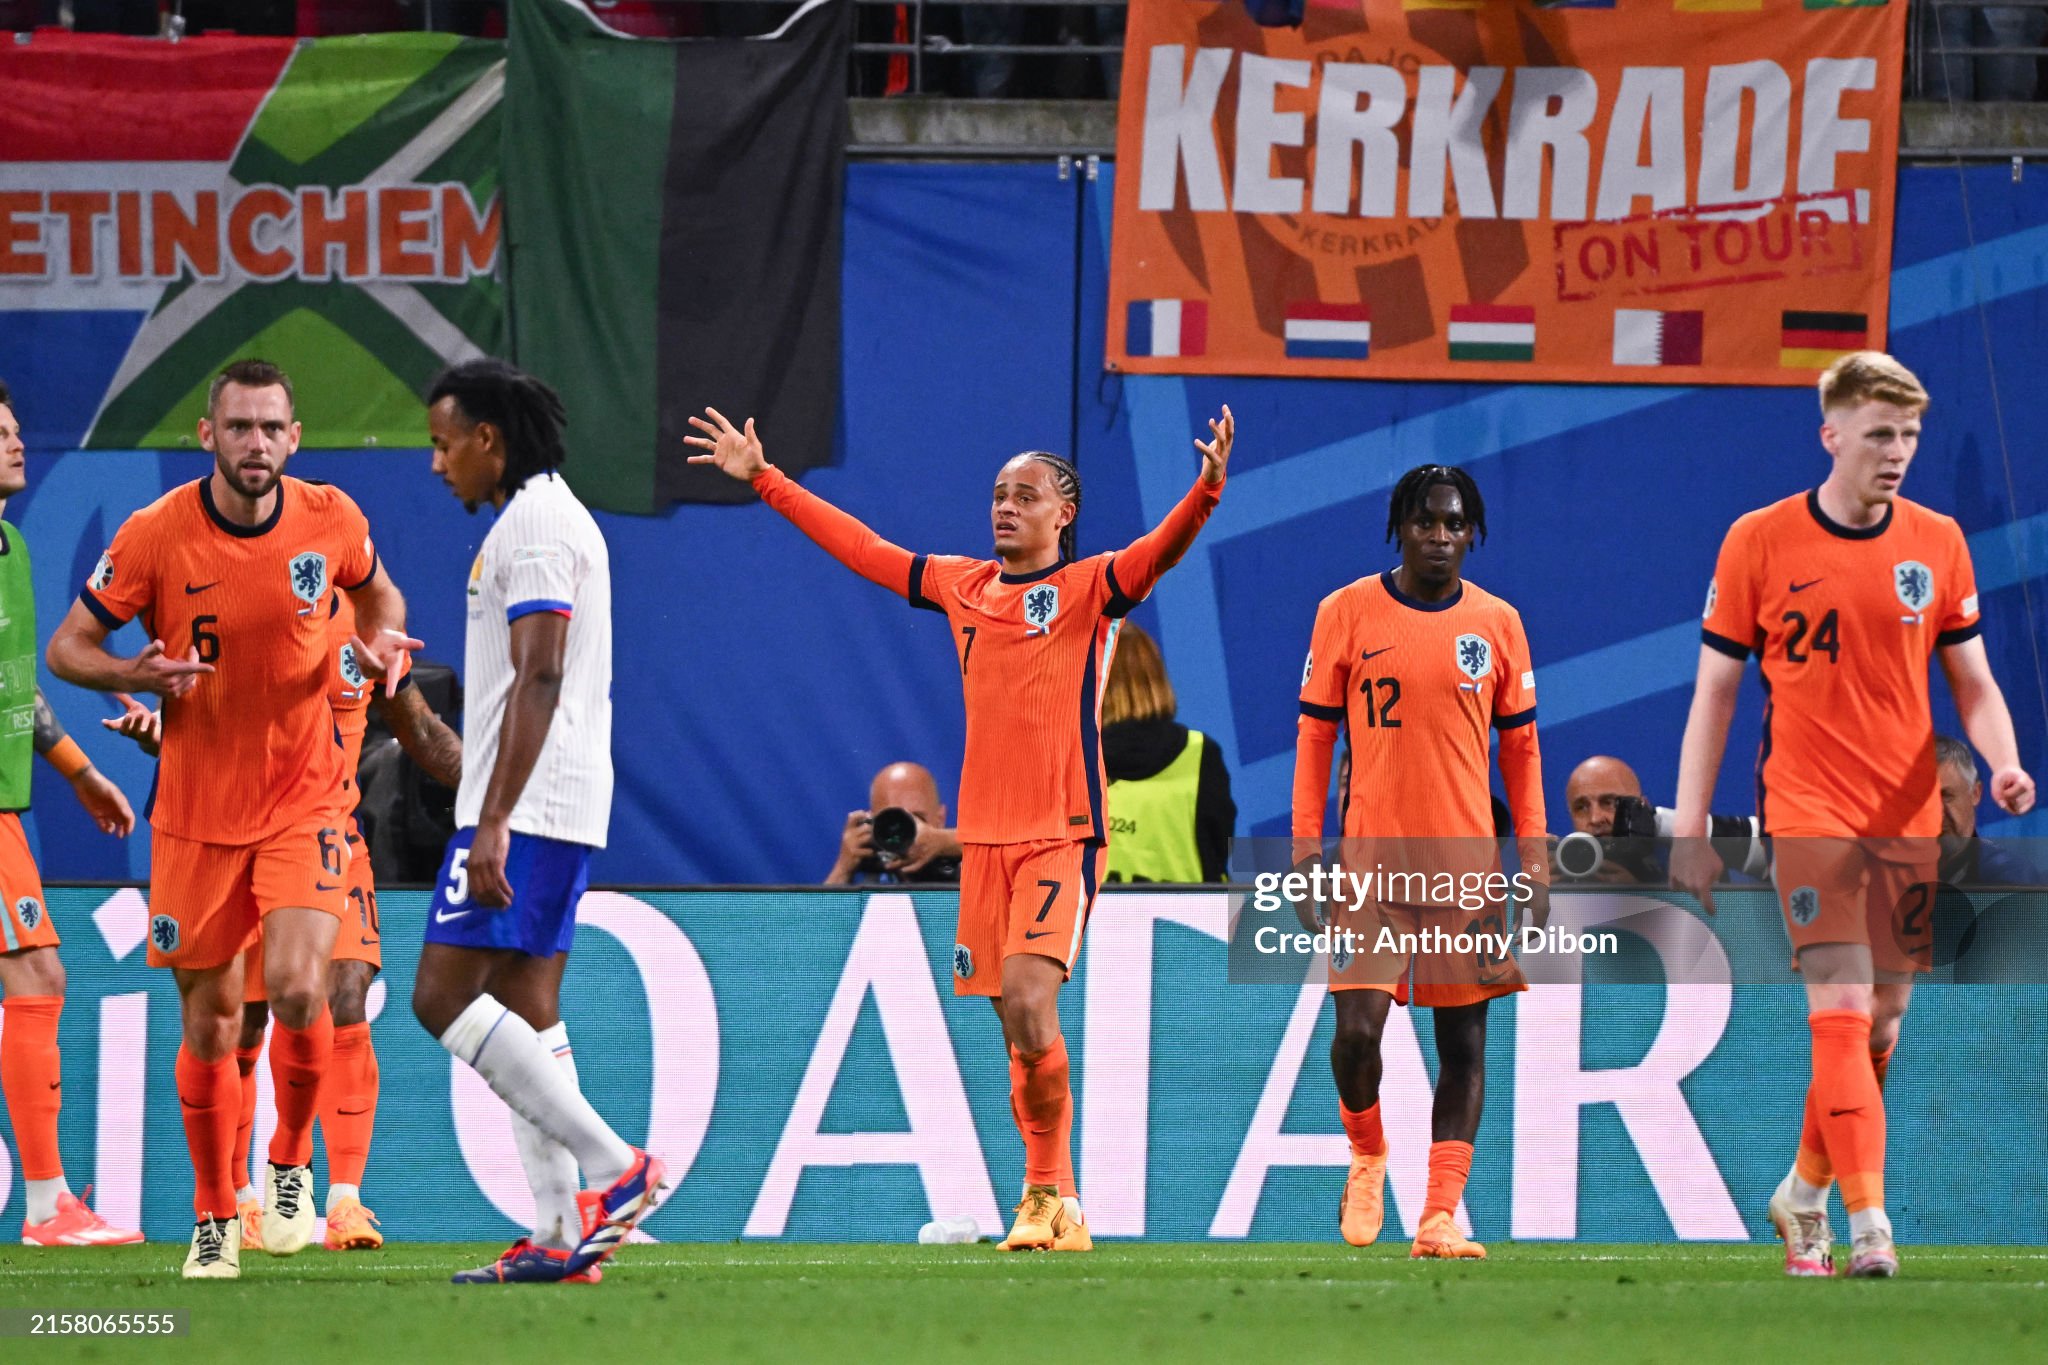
[1,1243,2042,1361]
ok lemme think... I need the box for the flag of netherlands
[1283,302,1370,360]
[1534,0,1616,9]
[1447,304,1535,362]
[1612,309,1704,366]
[1126,299,1208,359]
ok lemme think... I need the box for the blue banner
[2,886,2040,1245]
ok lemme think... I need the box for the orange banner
[1108,0,1905,386]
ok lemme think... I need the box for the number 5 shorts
[951,839,1102,998]
[146,810,352,970]
[245,816,381,1003]
[423,825,592,959]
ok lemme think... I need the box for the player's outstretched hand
[100,692,161,758]
[684,408,769,481]
[70,767,135,837]
[129,640,212,699]
[1669,837,1723,916]
[1991,767,2036,817]
[1195,405,1234,485]
[350,628,424,685]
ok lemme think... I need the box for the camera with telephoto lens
[1554,795,1768,882]
[869,807,920,863]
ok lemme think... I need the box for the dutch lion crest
[289,551,329,607]
[1454,633,1492,681]
[1894,561,1934,613]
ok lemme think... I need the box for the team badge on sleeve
[1023,584,1059,637]
[289,551,329,610]
[1454,633,1492,681]
[89,552,114,592]
[1301,651,1314,687]
[1893,561,1934,613]
[1702,579,1717,620]
[15,897,40,931]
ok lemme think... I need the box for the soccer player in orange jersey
[1293,465,1549,1261]
[1672,353,2035,1279]
[46,360,419,1279]
[688,404,1231,1251]
[0,380,144,1248]
[104,590,461,1255]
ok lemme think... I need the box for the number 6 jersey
[1701,489,1980,839]
[80,477,378,843]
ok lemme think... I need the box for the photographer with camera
[825,761,963,885]
[1554,754,1770,885]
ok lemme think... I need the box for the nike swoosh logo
[1790,578,1824,593]
[435,908,472,924]
[48,1080,61,1090]
[1828,1107,1862,1117]
[184,580,221,595]
[287,1079,311,1089]
[1023,930,1054,940]
[314,882,339,892]
[1361,646,1395,660]
[336,1106,372,1116]
[359,937,379,947]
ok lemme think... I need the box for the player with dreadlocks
[1293,463,1549,1260]
[688,403,1232,1251]
[405,359,665,1285]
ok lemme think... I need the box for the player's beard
[216,451,283,500]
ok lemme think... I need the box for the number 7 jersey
[1701,490,1979,839]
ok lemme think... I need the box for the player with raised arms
[406,359,663,1285]
[1293,465,1548,1260]
[47,360,420,1277]
[688,403,1232,1250]
[1672,352,2035,1278]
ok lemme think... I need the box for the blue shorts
[423,826,593,958]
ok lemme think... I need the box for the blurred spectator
[1936,734,2039,884]
[826,761,963,885]
[1102,624,1234,882]
[960,0,1026,98]
[1566,754,1643,838]
[1917,2,2045,102]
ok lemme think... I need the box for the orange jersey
[1294,571,1544,840]
[1702,490,1979,839]
[753,466,1222,844]
[83,477,378,844]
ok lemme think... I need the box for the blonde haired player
[1672,352,2035,1278]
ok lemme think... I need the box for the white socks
[25,1177,69,1225]
[326,1183,360,1216]
[1785,1167,1830,1216]
[1849,1206,1893,1242]
[438,994,633,1188]
[513,1023,585,1251]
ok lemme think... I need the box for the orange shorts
[1772,835,1938,976]
[952,840,1102,997]
[245,818,381,1002]
[146,809,352,971]
[0,811,57,954]
[1327,900,1526,1008]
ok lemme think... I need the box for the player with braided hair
[689,404,1232,1251]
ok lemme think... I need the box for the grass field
[1,1242,2043,1361]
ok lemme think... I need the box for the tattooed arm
[374,683,463,791]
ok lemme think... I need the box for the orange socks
[1011,1038,1073,1191]
[0,996,65,1182]
[320,1023,378,1190]
[1421,1140,1474,1225]
[233,1043,261,1192]
[266,1010,332,1169]
[175,1045,241,1220]
[1340,1101,1386,1158]
[1808,1010,1886,1213]
[1794,1039,1896,1189]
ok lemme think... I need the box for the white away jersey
[458,472,613,846]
